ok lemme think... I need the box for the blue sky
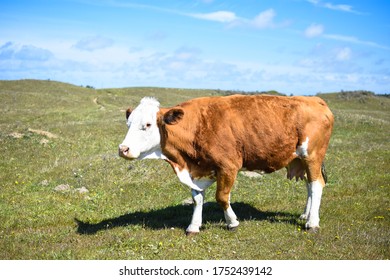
[1,0,389,94]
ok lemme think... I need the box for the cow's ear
[163,108,184,125]
[126,108,132,120]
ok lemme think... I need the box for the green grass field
[0,79,389,259]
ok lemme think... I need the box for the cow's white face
[119,97,161,160]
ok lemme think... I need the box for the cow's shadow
[75,202,300,235]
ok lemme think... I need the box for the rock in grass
[40,180,49,186]
[75,187,89,194]
[54,184,71,192]
[54,184,89,194]
[240,171,263,178]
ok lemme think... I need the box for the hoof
[227,225,239,231]
[302,221,319,233]
[306,226,320,234]
[186,231,199,237]
[308,227,320,234]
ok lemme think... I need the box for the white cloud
[302,24,390,50]
[307,0,362,14]
[73,36,114,51]
[190,11,238,23]
[324,3,354,13]
[296,44,357,74]
[188,8,288,30]
[335,47,352,61]
[323,34,390,50]
[251,9,276,29]
[0,42,53,61]
[173,46,202,61]
[305,23,324,38]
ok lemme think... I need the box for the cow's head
[118,97,162,160]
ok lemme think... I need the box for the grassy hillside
[0,79,389,259]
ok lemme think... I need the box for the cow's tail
[321,162,328,184]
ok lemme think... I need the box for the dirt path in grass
[93,97,105,110]
[28,128,58,139]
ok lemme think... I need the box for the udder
[286,158,306,181]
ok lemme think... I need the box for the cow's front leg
[186,189,205,235]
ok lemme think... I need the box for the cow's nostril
[119,145,129,155]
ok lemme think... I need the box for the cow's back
[159,94,333,174]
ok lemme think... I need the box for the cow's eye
[142,123,152,130]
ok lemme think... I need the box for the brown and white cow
[118,94,334,234]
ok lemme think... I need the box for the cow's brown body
[119,94,334,233]
[159,94,332,191]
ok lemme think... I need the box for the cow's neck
[139,146,168,160]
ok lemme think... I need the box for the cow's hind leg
[305,180,323,231]
[300,162,327,221]
[304,160,326,232]
[299,181,312,220]
[216,171,239,230]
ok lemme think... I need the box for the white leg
[186,190,204,234]
[300,182,312,220]
[305,180,323,229]
[223,194,239,229]
[224,205,239,229]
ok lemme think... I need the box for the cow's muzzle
[118,144,134,159]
